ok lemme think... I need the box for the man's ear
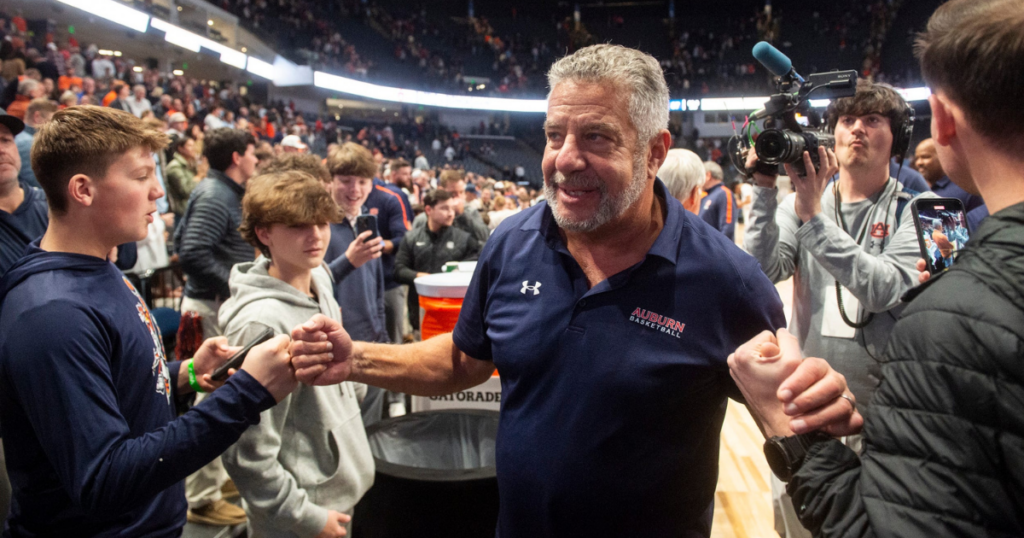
[929,93,957,147]
[648,130,672,179]
[67,174,96,208]
[231,150,243,168]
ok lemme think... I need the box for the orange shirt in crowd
[7,95,30,120]
[102,91,118,107]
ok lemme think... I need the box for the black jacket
[395,223,480,330]
[175,170,254,301]
[789,201,1024,537]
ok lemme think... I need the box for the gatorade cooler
[414,271,473,341]
[412,268,501,413]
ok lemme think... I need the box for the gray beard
[544,152,648,233]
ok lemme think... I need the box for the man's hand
[786,147,839,223]
[729,329,863,438]
[932,230,954,258]
[290,314,353,386]
[239,335,298,402]
[744,148,779,189]
[190,336,242,392]
[916,258,931,285]
[728,331,801,437]
[316,510,351,538]
[774,329,863,437]
[345,231,384,269]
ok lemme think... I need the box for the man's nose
[554,134,587,175]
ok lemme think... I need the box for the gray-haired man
[287,44,859,537]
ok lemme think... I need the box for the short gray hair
[703,161,724,181]
[17,78,39,96]
[547,44,669,147]
[659,149,705,201]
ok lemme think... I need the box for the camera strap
[831,178,898,329]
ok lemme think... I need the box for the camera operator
[745,80,933,411]
[744,81,934,537]
[730,0,1024,535]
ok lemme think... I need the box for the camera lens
[756,129,807,164]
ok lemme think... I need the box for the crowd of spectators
[122,0,924,100]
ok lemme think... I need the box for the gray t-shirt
[745,178,935,408]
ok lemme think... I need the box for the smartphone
[911,197,969,275]
[355,214,379,241]
[210,327,276,381]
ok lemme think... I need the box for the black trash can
[352,410,500,538]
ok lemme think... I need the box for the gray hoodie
[218,257,374,537]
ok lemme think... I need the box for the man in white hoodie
[219,170,374,537]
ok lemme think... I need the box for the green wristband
[187,359,205,393]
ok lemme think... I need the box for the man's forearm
[349,334,493,397]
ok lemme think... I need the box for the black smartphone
[210,327,276,381]
[911,197,969,275]
[355,214,379,241]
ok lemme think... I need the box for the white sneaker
[389,402,407,418]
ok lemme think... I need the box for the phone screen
[912,198,969,274]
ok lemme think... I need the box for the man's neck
[0,180,24,214]
[837,163,890,202]
[268,259,313,297]
[562,184,665,287]
[39,216,114,259]
[967,150,1024,215]
[427,219,445,233]
[224,166,246,185]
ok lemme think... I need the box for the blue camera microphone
[753,41,804,84]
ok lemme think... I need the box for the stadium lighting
[699,96,770,111]
[172,70,185,76]
[898,87,932,101]
[57,0,150,33]
[150,19,247,69]
[246,57,275,80]
[314,71,547,112]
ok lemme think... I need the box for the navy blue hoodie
[0,244,276,537]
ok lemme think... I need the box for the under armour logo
[521,281,541,295]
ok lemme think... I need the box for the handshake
[185,314,354,402]
[728,329,864,438]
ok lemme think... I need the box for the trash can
[352,410,500,538]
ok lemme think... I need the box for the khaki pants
[180,296,229,509]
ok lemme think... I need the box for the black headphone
[890,103,915,159]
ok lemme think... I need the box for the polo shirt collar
[522,178,681,266]
[935,175,951,188]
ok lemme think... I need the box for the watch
[763,431,833,482]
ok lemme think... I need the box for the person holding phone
[729,0,1024,534]
[219,170,373,538]
[744,81,936,537]
[0,106,296,537]
[321,143,391,425]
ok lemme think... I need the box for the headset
[890,103,916,159]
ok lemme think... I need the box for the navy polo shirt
[453,179,785,538]
[931,175,984,213]
[698,181,737,240]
